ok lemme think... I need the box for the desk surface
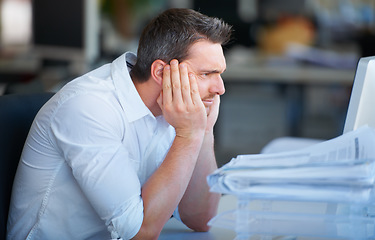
[223,64,355,85]
[223,49,356,85]
[159,195,329,240]
[160,194,374,240]
[159,219,236,240]
[159,195,237,240]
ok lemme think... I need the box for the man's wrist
[202,130,215,147]
[175,130,205,144]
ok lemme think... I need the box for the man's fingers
[162,64,172,104]
[157,91,163,109]
[189,73,203,105]
[162,60,202,116]
[160,61,207,137]
[179,63,192,105]
[170,59,182,103]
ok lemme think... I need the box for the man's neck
[133,79,162,117]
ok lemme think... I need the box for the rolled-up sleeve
[49,94,143,239]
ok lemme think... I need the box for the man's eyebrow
[201,68,226,74]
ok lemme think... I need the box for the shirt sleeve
[49,93,143,239]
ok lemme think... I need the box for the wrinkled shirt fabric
[7,52,178,240]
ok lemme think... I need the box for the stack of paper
[208,126,375,204]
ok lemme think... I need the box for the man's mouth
[202,99,214,107]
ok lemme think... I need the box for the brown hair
[130,8,232,82]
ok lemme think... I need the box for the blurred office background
[1,0,374,166]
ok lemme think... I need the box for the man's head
[130,8,232,82]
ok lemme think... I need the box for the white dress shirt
[7,52,177,240]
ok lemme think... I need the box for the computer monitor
[31,0,99,71]
[343,56,375,133]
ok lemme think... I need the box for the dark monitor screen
[31,0,99,68]
[32,0,84,49]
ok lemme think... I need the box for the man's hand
[205,95,220,134]
[157,59,207,139]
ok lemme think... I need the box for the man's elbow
[131,223,161,240]
[191,223,211,232]
[181,213,213,232]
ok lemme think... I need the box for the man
[7,8,232,240]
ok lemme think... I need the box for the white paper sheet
[208,126,375,203]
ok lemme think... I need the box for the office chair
[0,92,54,239]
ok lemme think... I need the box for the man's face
[183,40,226,114]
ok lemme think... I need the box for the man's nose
[211,75,225,95]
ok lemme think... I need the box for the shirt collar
[111,52,154,122]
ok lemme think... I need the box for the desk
[0,52,40,83]
[160,195,375,240]
[159,219,236,240]
[221,53,356,137]
[223,49,356,85]
[159,195,236,240]
[223,59,355,86]
[0,51,40,95]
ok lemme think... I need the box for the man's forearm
[178,131,221,231]
[132,134,204,239]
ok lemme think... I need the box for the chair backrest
[0,92,54,239]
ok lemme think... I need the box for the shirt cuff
[108,195,144,239]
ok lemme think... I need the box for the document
[208,126,375,203]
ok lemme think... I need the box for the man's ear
[150,59,166,86]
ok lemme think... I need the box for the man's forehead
[188,40,223,54]
[185,41,226,68]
